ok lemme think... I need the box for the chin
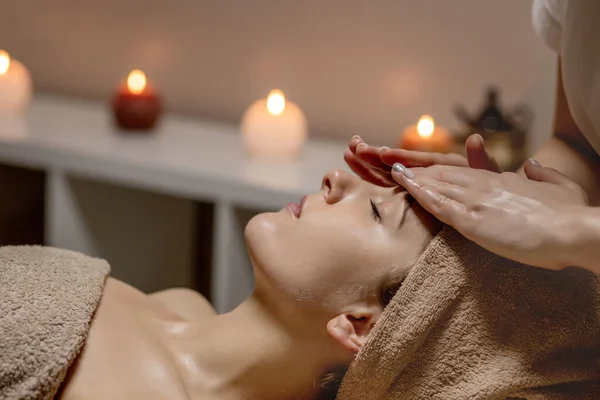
[244,212,298,298]
[245,211,277,245]
[245,212,281,269]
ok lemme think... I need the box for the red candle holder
[112,69,161,131]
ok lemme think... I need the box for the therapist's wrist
[559,206,600,274]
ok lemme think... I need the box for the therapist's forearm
[518,136,600,205]
[563,206,600,274]
[519,61,600,205]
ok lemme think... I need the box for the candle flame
[417,115,435,139]
[266,89,285,115]
[127,69,147,95]
[0,50,10,75]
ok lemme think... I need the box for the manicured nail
[392,163,405,173]
[403,168,415,179]
[528,158,541,166]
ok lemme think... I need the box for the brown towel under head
[0,246,110,400]
[338,227,600,400]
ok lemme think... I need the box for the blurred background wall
[0,0,557,152]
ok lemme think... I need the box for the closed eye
[379,278,405,307]
[370,199,383,224]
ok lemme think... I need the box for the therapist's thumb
[524,159,587,198]
[466,134,503,173]
[524,159,567,184]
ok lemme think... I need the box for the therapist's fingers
[355,143,392,173]
[391,166,469,203]
[524,159,572,186]
[465,134,503,172]
[523,159,589,204]
[347,136,391,173]
[391,164,467,226]
[380,148,469,168]
[345,149,377,182]
[401,165,477,188]
[344,150,396,187]
[348,135,364,153]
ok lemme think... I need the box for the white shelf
[0,95,349,209]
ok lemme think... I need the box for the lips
[299,195,307,215]
[287,202,301,218]
[287,195,307,219]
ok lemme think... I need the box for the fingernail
[392,163,405,173]
[474,133,484,145]
[528,158,541,166]
[352,135,363,142]
[393,163,415,179]
[380,146,390,153]
[357,142,367,150]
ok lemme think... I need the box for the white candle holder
[0,50,32,114]
[241,89,308,161]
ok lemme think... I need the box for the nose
[321,170,358,204]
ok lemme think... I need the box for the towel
[0,246,110,400]
[338,227,600,399]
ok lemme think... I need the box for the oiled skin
[57,278,216,400]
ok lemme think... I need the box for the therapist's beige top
[532,0,600,154]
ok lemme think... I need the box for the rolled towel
[0,246,110,400]
[338,227,600,399]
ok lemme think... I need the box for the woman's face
[245,170,441,324]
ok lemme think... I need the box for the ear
[326,305,382,353]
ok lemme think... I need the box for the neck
[173,296,341,400]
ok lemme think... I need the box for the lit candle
[0,50,33,113]
[112,69,161,131]
[398,115,453,153]
[241,89,308,160]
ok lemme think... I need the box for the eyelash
[379,279,406,307]
[370,199,383,223]
[379,286,395,307]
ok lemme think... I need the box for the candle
[0,50,32,113]
[241,89,308,160]
[112,69,161,131]
[398,115,453,153]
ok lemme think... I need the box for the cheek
[252,212,387,307]
[288,215,376,273]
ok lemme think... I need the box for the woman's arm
[566,207,600,273]
[524,61,600,205]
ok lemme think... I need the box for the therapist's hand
[392,159,589,270]
[344,134,502,187]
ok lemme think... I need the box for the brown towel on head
[0,246,110,400]
[338,227,600,399]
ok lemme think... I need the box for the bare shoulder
[150,288,216,321]
[57,278,191,400]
